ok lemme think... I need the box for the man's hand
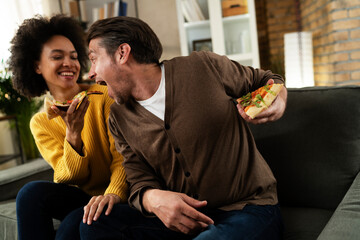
[237,79,287,124]
[83,193,121,225]
[142,189,214,235]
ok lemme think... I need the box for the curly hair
[8,14,88,98]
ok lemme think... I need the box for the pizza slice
[44,90,103,120]
[236,83,284,119]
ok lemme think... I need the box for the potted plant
[0,67,42,161]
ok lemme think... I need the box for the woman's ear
[34,62,41,74]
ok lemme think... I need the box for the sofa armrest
[318,171,360,240]
[0,158,53,201]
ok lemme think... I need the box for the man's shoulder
[166,51,220,62]
[163,51,226,72]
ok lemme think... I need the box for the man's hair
[87,16,163,65]
[8,14,88,98]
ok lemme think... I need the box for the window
[0,0,43,68]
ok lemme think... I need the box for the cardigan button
[165,124,170,130]
[193,194,199,199]
[185,171,191,177]
[175,148,181,154]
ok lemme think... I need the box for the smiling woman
[7,14,129,239]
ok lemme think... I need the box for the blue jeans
[79,203,283,240]
[16,180,91,240]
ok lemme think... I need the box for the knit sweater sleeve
[30,113,91,185]
[102,94,129,202]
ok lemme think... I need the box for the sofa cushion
[0,158,53,201]
[281,206,333,240]
[318,172,360,239]
[250,86,360,209]
[0,200,61,240]
[0,200,17,240]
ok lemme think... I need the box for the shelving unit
[176,0,259,68]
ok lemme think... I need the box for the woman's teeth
[60,72,74,76]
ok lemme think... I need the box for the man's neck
[131,63,162,101]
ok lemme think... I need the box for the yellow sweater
[30,84,128,201]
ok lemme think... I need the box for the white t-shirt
[137,64,165,121]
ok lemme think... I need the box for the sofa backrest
[250,86,360,210]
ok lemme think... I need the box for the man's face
[88,38,132,104]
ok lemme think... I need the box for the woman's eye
[52,55,63,60]
[71,55,78,60]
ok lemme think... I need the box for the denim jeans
[79,203,283,240]
[16,180,91,240]
[194,204,283,240]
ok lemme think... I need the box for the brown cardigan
[109,51,284,214]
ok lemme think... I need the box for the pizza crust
[44,90,103,120]
[44,97,58,120]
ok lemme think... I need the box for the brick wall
[256,0,360,86]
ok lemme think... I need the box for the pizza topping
[53,90,103,106]
[264,85,276,96]
[238,85,276,109]
[255,94,266,106]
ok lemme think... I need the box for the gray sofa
[0,158,53,240]
[0,85,359,239]
[250,85,360,239]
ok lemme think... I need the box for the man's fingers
[182,206,213,226]
[266,79,275,85]
[181,195,212,221]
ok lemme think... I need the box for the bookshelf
[59,0,137,29]
[176,0,260,68]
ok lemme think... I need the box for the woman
[8,15,128,239]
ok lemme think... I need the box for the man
[83,16,287,240]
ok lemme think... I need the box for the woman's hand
[51,97,90,153]
[83,193,121,225]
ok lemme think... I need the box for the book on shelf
[79,0,87,22]
[68,1,79,19]
[61,0,87,22]
[181,0,205,22]
[92,0,128,23]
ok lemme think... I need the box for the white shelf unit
[176,0,260,68]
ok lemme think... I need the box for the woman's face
[35,35,81,91]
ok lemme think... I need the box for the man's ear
[34,62,41,74]
[116,43,131,64]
